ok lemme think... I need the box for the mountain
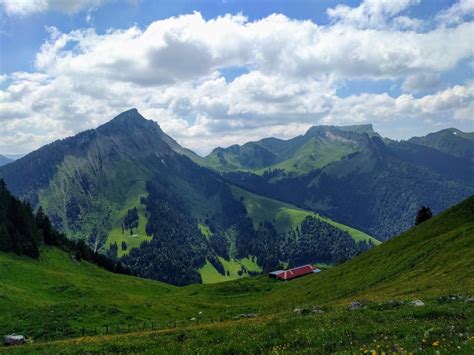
[2,196,472,353]
[206,124,379,174]
[0,155,12,167]
[0,109,372,285]
[409,128,474,161]
[216,125,474,240]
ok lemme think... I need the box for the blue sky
[0,0,473,155]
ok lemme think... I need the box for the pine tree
[415,206,433,225]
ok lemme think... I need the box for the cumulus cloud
[0,0,109,15]
[0,4,473,155]
[436,0,474,26]
[327,0,421,29]
[401,73,441,93]
[34,13,474,83]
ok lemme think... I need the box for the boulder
[349,301,364,310]
[410,300,425,307]
[312,305,325,314]
[4,334,25,346]
[293,308,311,316]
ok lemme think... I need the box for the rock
[4,334,25,346]
[410,300,425,307]
[349,301,364,310]
[312,305,325,314]
[438,294,464,303]
[190,317,196,321]
[293,308,311,316]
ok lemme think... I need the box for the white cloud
[0,6,473,155]
[34,12,474,83]
[0,0,109,16]
[327,0,421,29]
[436,0,474,26]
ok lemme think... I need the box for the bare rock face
[4,334,25,346]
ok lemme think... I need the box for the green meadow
[1,196,473,353]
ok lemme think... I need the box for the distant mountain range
[0,109,472,284]
[0,155,13,167]
[409,128,474,162]
[0,109,372,285]
[213,124,474,240]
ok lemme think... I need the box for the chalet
[269,264,321,281]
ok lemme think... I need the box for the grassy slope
[199,257,262,284]
[104,180,152,256]
[255,137,356,175]
[2,196,473,353]
[231,185,379,244]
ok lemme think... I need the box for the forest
[0,179,131,275]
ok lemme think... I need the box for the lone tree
[415,206,433,225]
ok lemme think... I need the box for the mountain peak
[108,108,144,124]
[305,124,376,137]
[97,108,162,136]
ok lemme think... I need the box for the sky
[0,0,473,156]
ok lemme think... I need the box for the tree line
[0,179,132,275]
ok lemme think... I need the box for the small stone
[349,301,364,310]
[4,334,25,346]
[293,308,311,315]
[410,300,425,307]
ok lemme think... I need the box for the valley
[1,195,473,353]
[0,110,379,285]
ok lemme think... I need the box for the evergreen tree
[415,206,433,225]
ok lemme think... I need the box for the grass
[257,137,357,175]
[197,223,211,239]
[9,301,473,354]
[200,257,262,284]
[105,180,152,256]
[1,196,473,353]
[231,185,379,244]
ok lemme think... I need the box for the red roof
[272,265,316,281]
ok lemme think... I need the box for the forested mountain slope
[0,109,371,285]
[219,127,474,240]
[409,128,474,161]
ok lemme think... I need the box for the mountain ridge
[217,127,474,240]
[0,155,12,167]
[0,109,373,285]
